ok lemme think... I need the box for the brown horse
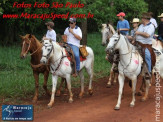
[20,34,51,103]
[20,34,67,102]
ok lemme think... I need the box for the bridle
[22,38,42,56]
[42,42,68,75]
[109,34,140,73]
[42,43,54,60]
[109,34,133,55]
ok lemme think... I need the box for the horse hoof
[47,104,52,109]
[141,97,147,102]
[114,106,120,110]
[88,89,93,95]
[130,104,135,107]
[106,84,111,88]
[32,99,37,104]
[79,92,84,99]
[69,99,73,103]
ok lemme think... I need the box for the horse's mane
[108,24,116,34]
[24,34,41,44]
[101,23,116,34]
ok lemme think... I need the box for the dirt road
[33,77,163,122]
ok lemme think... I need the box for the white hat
[158,13,163,18]
[131,18,139,23]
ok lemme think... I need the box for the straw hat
[131,18,140,23]
[158,13,163,18]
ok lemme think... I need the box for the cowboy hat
[131,18,140,23]
[158,13,163,18]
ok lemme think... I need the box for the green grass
[0,33,111,99]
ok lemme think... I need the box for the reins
[113,34,141,73]
[42,42,68,75]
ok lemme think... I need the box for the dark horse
[20,34,51,103]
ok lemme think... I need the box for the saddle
[59,42,76,74]
[59,42,87,75]
[135,41,156,69]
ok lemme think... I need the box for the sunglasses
[69,22,74,24]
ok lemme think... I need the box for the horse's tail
[86,46,94,75]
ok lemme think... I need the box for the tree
[0,0,148,45]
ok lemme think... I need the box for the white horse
[101,24,118,87]
[40,40,94,108]
[106,33,151,110]
[101,23,116,46]
[152,39,163,79]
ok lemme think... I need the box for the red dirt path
[33,77,163,122]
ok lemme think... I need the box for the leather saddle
[59,42,76,75]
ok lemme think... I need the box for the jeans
[145,48,151,72]
[68,44,80,71]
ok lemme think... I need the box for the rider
[64,17,82,77]
[135,12,155,78]
[42,21,56,42]
[116,12,130,35]
[149,12,158,29]
[127,18,140,43]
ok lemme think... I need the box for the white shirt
[136,22,155,44]
[46,30,56,42]
[150,18,158,28]
[64,26,82,47]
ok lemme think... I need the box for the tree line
[0,0,162,45]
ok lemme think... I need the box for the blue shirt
[117,19,130,35]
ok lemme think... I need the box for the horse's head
[105,32,121,54]
[40,39,53,64]
[101,24,110,46]
[20,34,33,59]
[101,24,115,46]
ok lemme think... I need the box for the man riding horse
[135,12,156,80]
[106,12,156,84]
[64,17,82,77]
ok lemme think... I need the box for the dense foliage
[0,0,156,45]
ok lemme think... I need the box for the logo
[2,105,33,121]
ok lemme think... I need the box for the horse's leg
[141,77,150,101]
[78,70,84,98]
[137,77,145,96]
[107,67,114,88]
[86,64,94,95]
[32,71,39,103]
[130,78,137,107]
[56,78,64,97]
[43,70,51,96]
[115,73,125,110]
[113,72,118,85]
[63,79,68,95]
[66,75,73,103]
[47,75,58,108]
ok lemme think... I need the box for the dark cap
[45,21,54,28]
[69,17,76,23]
[141,13,151,19]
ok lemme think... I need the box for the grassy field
[0,33,111,102]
